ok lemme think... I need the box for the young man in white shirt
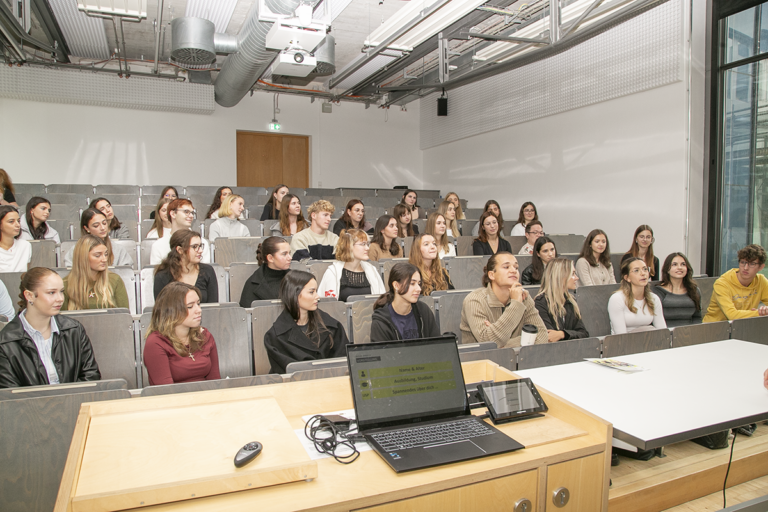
[150,198,210,265]
[290,200,339,261]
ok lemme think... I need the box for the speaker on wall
[437,97,447,116]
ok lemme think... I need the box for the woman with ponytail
[239,236,292,306]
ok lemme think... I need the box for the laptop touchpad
[424,440,485,460]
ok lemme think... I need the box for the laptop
[347,336,524,472]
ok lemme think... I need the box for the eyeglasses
[523,208,535,214]
[190,244,204,251]
[630,266,650,274]
[175,209,196,218]
[354,242,370,247]
[527,230,544,236]
[637,236,655,242]
[739,260,760,269]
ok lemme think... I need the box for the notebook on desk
[347,336,524,473]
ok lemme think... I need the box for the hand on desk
[547,330,565,343]
[753,305,768,316]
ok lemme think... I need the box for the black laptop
[347,336,524,472]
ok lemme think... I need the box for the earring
[29,301,33,306]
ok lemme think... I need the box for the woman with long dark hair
[575,229,615,286]
[368,215,402,261]
[472,211,512,256]
[260,184,289,221]
[20,197,60,243]
[90,197,131,239]
[63,209,134,267]
[653,252,702,326]
[154,230,218,303]
[205,186,232,219]
[263,270,349,374]
[269,193,308,236]
[333,199,373,235]
[621,224,660,280]
[0,169,18,207]
[608,257,666,334]
[510,202,538,236]
[370,262,439,341]
[393,203,417,237]
[409,233,453,295]
[0,205,31,272]
[521,236,557,286]
[400,189,422,221]
[63,235,129,310]
[534,258,589,341]
[239,236,292,306]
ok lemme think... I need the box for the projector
[271,51,317,77]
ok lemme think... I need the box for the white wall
[0,91,422,189]
[422,81,694,271]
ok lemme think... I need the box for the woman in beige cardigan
[575,229,617,286]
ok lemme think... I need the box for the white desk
[516,339,768,449]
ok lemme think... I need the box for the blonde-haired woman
[445,192,465,220]
[608,257,666,334]
[317,229,385,301]
[426,212,455,259]
[409,233,453,296]
[437,200,461,237]
[62,235,129,310]
[143,282,221,385]
[534,258,589,342]
[146,198,172,239]
[207,194,250,242]
[270,193,308,236]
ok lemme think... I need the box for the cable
[304,415,360,464]
[722,432,737,509]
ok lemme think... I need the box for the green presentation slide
[358,362,456,400]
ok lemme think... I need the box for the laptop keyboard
[371,419,494,451]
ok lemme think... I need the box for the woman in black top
[332,199,374,235]
[621,224,660,280]
[534,258,589,341]
[263,270,350,374]
[239,237,292,307]
[472,211,512,255]
[260,184,289,221]
[370,262,440,341]
[652,252,702,327]
[521,236,557,285]
[154,230,219,303]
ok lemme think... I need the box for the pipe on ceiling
[214,0,302,108]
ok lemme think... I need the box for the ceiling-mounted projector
[271,51,317,77]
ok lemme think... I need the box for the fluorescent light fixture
[365,0,488,52]
[316,0,355,24]
[77,0,147,19]
[331,51,401,91]
[185,0,239,33]
[51,0,110,59]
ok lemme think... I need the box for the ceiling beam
[30,0,70,62]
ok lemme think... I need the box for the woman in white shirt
[0,205,31,272]
[317,229,385,301]
[575,229,616,286]
[437,200,461,237]
[20,197,60,243]
[207,194,250,242]
[510,201,538,236]
[146,198,172,239]
[607,257,666,334]
[426,212,455,259]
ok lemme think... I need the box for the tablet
[478,378,548,424]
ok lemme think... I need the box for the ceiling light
[77,0,147,19]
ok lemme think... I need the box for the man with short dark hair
[703,244,768,322]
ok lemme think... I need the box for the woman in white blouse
[510,202,538,236]
[607,257,666,334]
[426,212,456,259]
[0,205,31,272]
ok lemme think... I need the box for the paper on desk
[297,409,372,460]
[585,358,647,373]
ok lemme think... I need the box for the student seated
[510,201,538,236]
[0,280,15,321]
[149,199,210,265]
[207,194,250,241]
[518,220,544,255]
[608,257,666,334]
[704,244,768,322]
[260,184,289,221]
[534,258,589,341]
[154,230,218,303]
[0,169,18,207]
[239,237,292,306]
[472,211,512,256]
[90,197,131,239]
[575,229,616,285]
[437,200,461,237]
[318,229,386,301]
[460,252,548,347]
[393,203,418,237]
[652,253,702,327]
[263,270,350,374]
[64,209,134,267]
[146,198,172,239]
[290,200,339,261]
[0,205,31,272]
[471,200,504,236]
[333,199,373,235]
[149,186,178,220]
[521,236,557,286]
[20,197,60,243]
[400,189,422,221]
[409,233,454,295]
[368,215,402,261]
[621,224,660,281]
[370,262,440,341]
[269,194,308,236]
[63,235,130,310]
[426,212,456,259]
[205,186,232,220]
[143,282,221,385]
[0,267,100,388]
[444,192,465,220]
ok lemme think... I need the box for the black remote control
[234,441,263,468]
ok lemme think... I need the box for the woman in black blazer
[534,258,589,341]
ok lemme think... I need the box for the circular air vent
[171,17,216,66]
[171,47,215,65]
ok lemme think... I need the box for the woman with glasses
[521,236,557,286]
[534,258,589,341]
[652,253,702,327]
[473,211,512,256]
[621,225,660,280]
[510,202,538,236]
[333,199,373,235]
[317,229,385,301]
[608,257,666,334]
[153,230,218,303]
[519,221,544,255]
[576,229,616,286]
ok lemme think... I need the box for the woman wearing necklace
[143,282,221,385]
[472,211,512,256]
[652,253,702,326]
[317,229,385,301]
[370,262,440,341]
[153,230,218,303]
[0,205,31,272]
[62,235,129,310]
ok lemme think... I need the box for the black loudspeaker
[437,97,448,116]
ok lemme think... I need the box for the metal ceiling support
[153,0,164,74]
[117,17,129,75]
[0,0,57,60]
[328,0,454,91]
[549,0,560,43]
[438,33,449,83]
[464,31,550,44]
[560,0,603,38]
[111,16,124,77]
[30,0,70,62]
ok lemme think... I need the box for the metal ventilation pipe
[214,0,302,107]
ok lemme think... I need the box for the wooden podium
[56,361,611,511]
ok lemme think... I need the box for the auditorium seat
[442,255,488,291]
[46,184,93,195]
[284,366,349,381]
[286,357,346,374]
[306,259,335,285]
[29,239,57,268]
[431,289,473,342]
[696,276,718,312]
[517,337,602,370]
[574,283,620,337]
[318,299,350,337]
[458,346,516,371]
[348,295,379,344]
[250,300,285,375]
[602,328,671,358]
[140,375,282,396]
[671,321,730,348]
[502,236,527,253]
[213,237,262,267]
[381,258,409,290]
[46,192,90,206]
[731,316,768,344]
[548,234,586,254]
[94,184,140,196]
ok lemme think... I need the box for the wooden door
[236,131,309,188]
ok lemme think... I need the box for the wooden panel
[731,316,768,344]
[282,136,309,188]
[444,256,487,291]
[356,470,537,512]
[30,239,57,267]
[546,453,604,511]
[602,329,671,358]
[518,337,602,370]
[229,263,260,306]
[139,375,283,397]
[351,298,377,344]
[696,277,718,313]
[318,300,349,338]
[671,321,731,348]
[236,132,283,188]
[502,236,527,253]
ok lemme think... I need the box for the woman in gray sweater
[652,252,702,327]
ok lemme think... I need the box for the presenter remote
[234,441,263,468]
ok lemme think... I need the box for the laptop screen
[347,337,470,431]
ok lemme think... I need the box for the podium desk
[56,360,611,512]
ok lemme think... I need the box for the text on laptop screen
[349,339,468,429]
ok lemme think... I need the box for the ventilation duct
[214,0,302,107]
[312,34,335,76]
[171,17,239,66]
